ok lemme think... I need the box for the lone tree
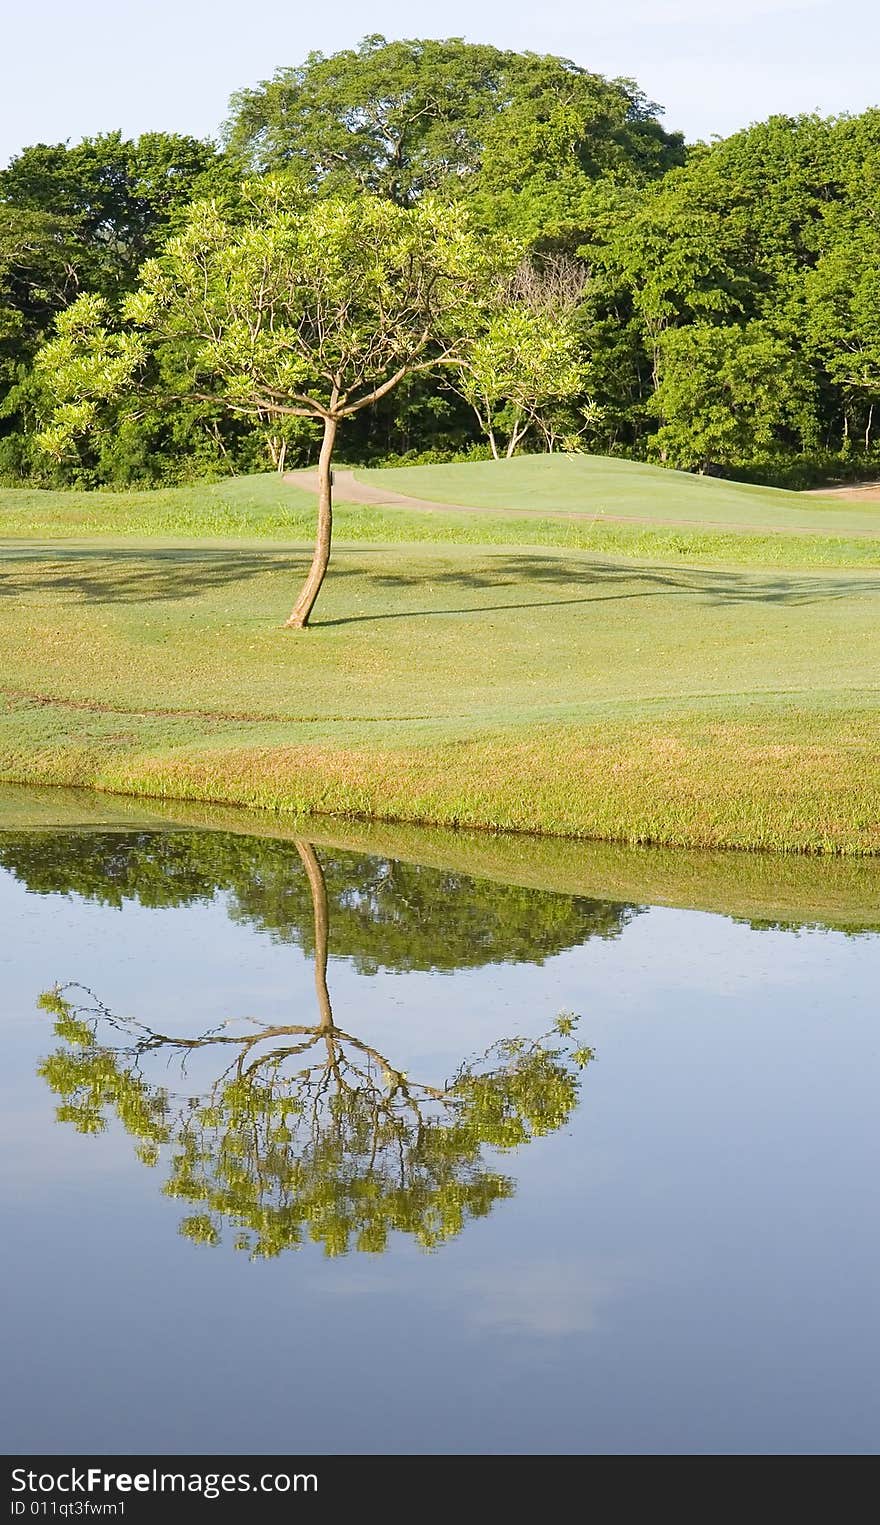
[36,181,492,627]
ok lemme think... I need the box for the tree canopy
[37,984,592,1257]
[223,35,683,209]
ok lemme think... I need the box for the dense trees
[2,38,880,489]
[586,111,880,476]
[0,131,238,481]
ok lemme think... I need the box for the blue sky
[0,0,876,166]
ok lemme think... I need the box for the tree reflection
[0,827,638,970]
[36,840,594,1258]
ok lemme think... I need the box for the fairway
[358,455,880,535]
[2,520,880,852]
[2,539,879,722]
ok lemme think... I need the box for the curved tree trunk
[294,839,334,1031]
[285,414,338,628]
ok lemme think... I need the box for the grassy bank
[1,523,879,852]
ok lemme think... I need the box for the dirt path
[285,468,461,513]
[284,468,880,538]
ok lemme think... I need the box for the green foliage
[38,983,592,1257]
[3,51,880,489]
[807,220,880,447]
[649,323,819,471]
[578,111,880,469]
[0,132,232,294]
[224,35,682,210]
[34,182,493,469]
[453,256,590,457]
[0,830,636,970]
[0,133,245,481]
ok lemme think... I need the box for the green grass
[360,454,880,534]
[1,524,880,852]
[3,465,880,568]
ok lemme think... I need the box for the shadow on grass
[0,547,325,605]
[1,545,879,617]
[319,554,880,625]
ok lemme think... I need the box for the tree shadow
[2,545,877,619]
[319,553,880,625]
[0,546,359,605]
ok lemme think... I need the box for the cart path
[284,468,880,538]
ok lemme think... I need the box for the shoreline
[3,782,880,932]
[2,712,879,857]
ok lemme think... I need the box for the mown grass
[360,453,880,534]
[3,470,880,568]
[1,532,879,852]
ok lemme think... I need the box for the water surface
[1,790,877,1454]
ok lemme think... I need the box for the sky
[0,0,877,167]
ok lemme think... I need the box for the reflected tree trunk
[294,839,333,1030]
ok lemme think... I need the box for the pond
[1,786,878,1455]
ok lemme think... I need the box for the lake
[1,786,878,1455]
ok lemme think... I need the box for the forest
[1,33,878,489]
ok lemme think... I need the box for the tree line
[1,34,878,492]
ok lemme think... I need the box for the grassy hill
[358,454,880,535]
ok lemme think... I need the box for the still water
[1,790,878,1455]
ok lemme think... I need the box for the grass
[1,506,880,851]
[3,466,880,568]
[359,454,880,534]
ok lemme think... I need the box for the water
[1,790,878,1455]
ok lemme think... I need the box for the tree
[648,322,819,472]
[807,224,880,450]
[0,206,84,478]
[35,182,490,626]
[224,35,683,210]
[35,840,594,1257]
[452,253,590,457]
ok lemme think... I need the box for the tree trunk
[294,840,334,1031]
[505,416,527,458]
[284,414,338,629]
